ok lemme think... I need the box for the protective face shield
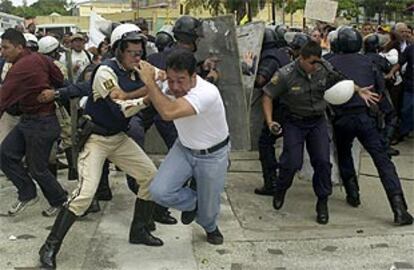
[38,36,61,54]
[324,80,354,105]
[172,15,203,45]
[24,33,38,51]
[327,30,338,53]
[110,23,146,48]
[337,27,363,54]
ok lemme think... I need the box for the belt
[334,107,367,116]
[289,113,324,121]
[188,136,230,155]
[21,112,55,119]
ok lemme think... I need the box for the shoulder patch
[103,79,115,91]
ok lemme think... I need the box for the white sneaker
[8,196,39,216]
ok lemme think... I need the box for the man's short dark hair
[166,49,196,75]
[300,40,322,59]
[1,28,26,47]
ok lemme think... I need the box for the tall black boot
[39,207,77,269]
[342,176,360,207]
[389,194,413,226]
[316,197,329,225]
[255,145,278,196]
[64,148,78,181]
[129,199,163,246]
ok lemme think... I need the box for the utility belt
[21,112,55,120]
[333,106,367,116]
[287,113,324,122]
[334,106,385,129]
[76,115,120,151]
[185,136,230,155]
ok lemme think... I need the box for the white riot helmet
[23,33,38,51]
[38,36,61,54]
[324,80,355,105]
[110,23,146,48]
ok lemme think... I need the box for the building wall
[0,12,24,33]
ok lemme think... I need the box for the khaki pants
[68,133,157,216]
[55,104,72,149]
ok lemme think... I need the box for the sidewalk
[0,138,413,270]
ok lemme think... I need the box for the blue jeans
[150,140,229,232]
[0,115,67,206]
[400,91,414,136]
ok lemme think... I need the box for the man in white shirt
[138,49,230,245]
[59,33,92,82]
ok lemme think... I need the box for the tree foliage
[1,0,70,18]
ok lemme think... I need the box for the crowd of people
[0,15,413,269]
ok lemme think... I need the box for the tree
[0,0,14,14]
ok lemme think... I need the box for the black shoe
[206,227,223,245]
[154,209,177,224]
[387,147,400,157]
[254,186,276,196]
[316,198,329,225]
[390,194,413,226]
[67,168,78,181]
[181,205,197,225]
[346,194,361,207]
[273,190,286,210]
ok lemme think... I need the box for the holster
[76,115,94,152]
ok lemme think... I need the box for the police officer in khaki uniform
[263,41,378,224]
[39,24,163,269]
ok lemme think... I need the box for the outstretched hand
[357,85,380,106]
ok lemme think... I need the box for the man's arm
[136,61,196,121]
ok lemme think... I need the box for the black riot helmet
[173,15,203,45]
[262,28,278,49]
[337,26,363,53]
[155,31,174,52]
[363,33,380,53]
[289,33,311,50]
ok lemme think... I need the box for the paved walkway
[0,138,413,270]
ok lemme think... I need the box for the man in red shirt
[0,28,67,217]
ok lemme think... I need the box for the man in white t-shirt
[137,49,230,245]
[59,33,92,82]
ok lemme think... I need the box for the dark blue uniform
[328,53,403,199]
[256,47,290,195]
[399,44,414,136]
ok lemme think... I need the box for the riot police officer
[254,27,291,196]
[263,41,377,224]
[154,25,175,53]
[363,33,400,157]
[327,27,413,226]
[39,23,163,269]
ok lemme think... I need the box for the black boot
[96,173,113,201]
[64,148,78,181]
[129,199,163,246]
[273,189,287,210]
[82,197,101,216]
[389,194,413,226]
[254,170,278,196]
[153,204,177,224]
[316,198,329,225]
[39,207,77,269]
[342,176,360,207]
